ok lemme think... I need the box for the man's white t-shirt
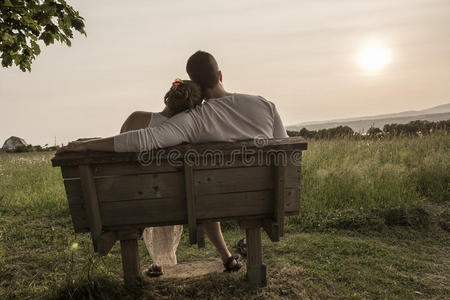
[114,93,288,152]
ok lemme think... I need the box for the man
[58,50,288,272]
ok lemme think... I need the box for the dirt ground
[143,258,226,279]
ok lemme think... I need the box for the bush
[288,119,450,140]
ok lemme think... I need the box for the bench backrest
[52,137,307,243]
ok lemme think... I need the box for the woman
[120,79,203,277]
[57,73,247,273]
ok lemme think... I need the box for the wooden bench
[52,137,307,287]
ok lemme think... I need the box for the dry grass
[0,134,449,299]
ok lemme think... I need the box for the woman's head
[164,79,203,114]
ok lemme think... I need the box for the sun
[357,42,390,71]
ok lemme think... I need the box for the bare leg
[202,222,236,267]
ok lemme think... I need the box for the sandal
[145,264,164,277]
[223,255,243,273]
[235,238,247,257]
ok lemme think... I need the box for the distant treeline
[3,145,61,153]
[287,119,450,139]
[3,119,449,153]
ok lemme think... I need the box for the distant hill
[287,103,450,133]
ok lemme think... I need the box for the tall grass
[0,152,67,216]
[0,133,449,299]
[288,133,450,229]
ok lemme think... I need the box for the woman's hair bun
[164,80,203,114]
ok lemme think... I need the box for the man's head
[186,51,221,93]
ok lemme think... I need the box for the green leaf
[30,40,41,55]
[40,31,54,45]
[1,53,13,67]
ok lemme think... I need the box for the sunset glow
[1,1,448,146]
[357,42,391,71]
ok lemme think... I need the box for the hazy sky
[1,0,449,145]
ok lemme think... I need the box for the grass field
[0,134,449,299]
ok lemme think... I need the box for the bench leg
[245,226,267,286]
[197,227,206,249]
[120,238,141,287]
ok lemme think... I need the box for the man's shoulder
[234,93,274,105]
[234,93,276,111]
[194,93,275,114]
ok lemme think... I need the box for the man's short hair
[186,51,220,90]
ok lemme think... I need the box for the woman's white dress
[142,113,183,266]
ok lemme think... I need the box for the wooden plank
[53,152,140,167]
[95,172,185,202]
[245,224,266,286]
[117,229,138,240]
[197,227,206,248]
[52,137,308,167]
[64,163,300,233]
[195,165,300,195]
[97,231,117,256]
[66,185,300,233]
[285,164,301,213]
[184,164,197,244]
[246,227,263,265]
[68,204,89,233]
[61,166,79,179]
[196,190,273,219]
[94,161,179,177]
[61,161,179,179]
[69,187,298,228]
[274,165,286,237]
[69,194,302,234]
[100,197,187,227]
[284,185,299,212]
[120,238,141,287]
[263,220,280,242]
[63,163,301,205]
[195,167,272,195]
[196,188,298,219]
[63,172,184,205]
[64,179,83,204]
[78,165,102,241]
[194,156,297,170]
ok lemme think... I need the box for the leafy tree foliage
[0,0,85,71]
[383,119,450,136]
[367,126,382,137]
[2,144,60,152]
[288,126,355,139]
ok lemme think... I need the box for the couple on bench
[57,50,289,276]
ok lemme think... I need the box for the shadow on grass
[45,272,263,300]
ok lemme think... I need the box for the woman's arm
[56,137,114,154]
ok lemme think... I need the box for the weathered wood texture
[120,238,141,287]
[184,164,198,244]
[242,219,267,286]
[52,138,306,232]
[53,137,307,287]
[52,137,307,167]
[63,164,302,233]
[56,139,306,233]
[78,165,102,248]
